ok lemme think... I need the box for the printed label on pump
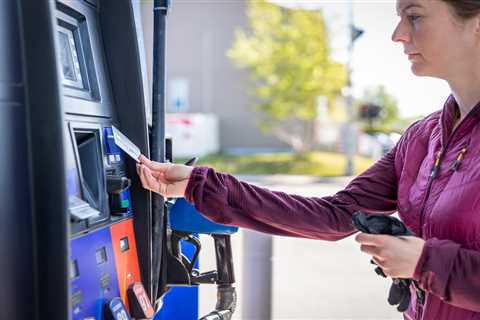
[107,297,131,320]
[68,195,101,220]
[111,126,141,162]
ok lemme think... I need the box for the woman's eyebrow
[396,4,424,16]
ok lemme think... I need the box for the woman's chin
[411,64,429,77]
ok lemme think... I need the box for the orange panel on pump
[110,218,142,311]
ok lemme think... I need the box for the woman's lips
[407,53,421,60]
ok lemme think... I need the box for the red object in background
[359,103,382,120]
[110,218,142,312]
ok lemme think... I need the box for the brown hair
[441,0,480,20]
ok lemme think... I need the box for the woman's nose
[391,20,410,43]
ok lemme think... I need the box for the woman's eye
[408,15,421,22]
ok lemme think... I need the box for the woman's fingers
[137,165,150,190]
[142,165,171,184]
[372,256,387,268]
[141,165,172,196]
[137,164,188,197]
[360,244,381,257]
[139,165,156,190]
[355,233,391,246]
[136,162,181,197]
[139,155,172,172]
[357,233,394,261]
[142,166,160,192]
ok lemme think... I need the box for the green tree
[357,85,401,134]
[228,0,347,153]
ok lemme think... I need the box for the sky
[270,0,451,118]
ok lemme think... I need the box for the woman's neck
[449,77,480,121]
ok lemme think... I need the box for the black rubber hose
[151,0,170,305]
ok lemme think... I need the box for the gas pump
[59,0,240,318]
[55,0,154,319]
[3,0,240,319]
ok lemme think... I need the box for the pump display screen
[58,28,84,88]
[59,31,76,81]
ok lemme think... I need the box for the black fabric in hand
[351,211,424,313]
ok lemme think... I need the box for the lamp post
[345,0,363,176]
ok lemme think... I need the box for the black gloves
[352,211,414,237]
[352,211,424,313]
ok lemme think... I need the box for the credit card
[112,125,141,162]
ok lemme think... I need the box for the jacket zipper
[415,149,443,320]
[418,149,443,238]
[419,110,469,240]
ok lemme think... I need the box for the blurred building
[140,0,288,154]
[138,1,385,159]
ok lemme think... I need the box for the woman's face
[392,0,480,79]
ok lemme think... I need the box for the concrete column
[242,230,272,320]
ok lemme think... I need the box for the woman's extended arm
[182,146,399,241]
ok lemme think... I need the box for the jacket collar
[440,94,480,148]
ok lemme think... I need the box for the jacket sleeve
[184,145,399,241]
[413,238,480,312]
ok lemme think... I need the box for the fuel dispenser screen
[58,31,77,81]
[58,28,84,89]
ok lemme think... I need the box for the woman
[137,0,480,319]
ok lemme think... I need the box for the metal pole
[242,230,272,320]
[151,0,170,305]
[345,0,355,176]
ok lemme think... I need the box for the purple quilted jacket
[185,94,480,320]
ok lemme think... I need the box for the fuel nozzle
[162,155,238,319]
[165,229,237,320]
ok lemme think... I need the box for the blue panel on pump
[70,226,120,320]
[169,198,238,235]
[104,127,122,155]
[103,126,133,216]
[154,240,199,320]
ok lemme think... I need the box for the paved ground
[198,174,401,320]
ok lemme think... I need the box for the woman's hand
[355,233,425,279]
[136,155,193,198]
